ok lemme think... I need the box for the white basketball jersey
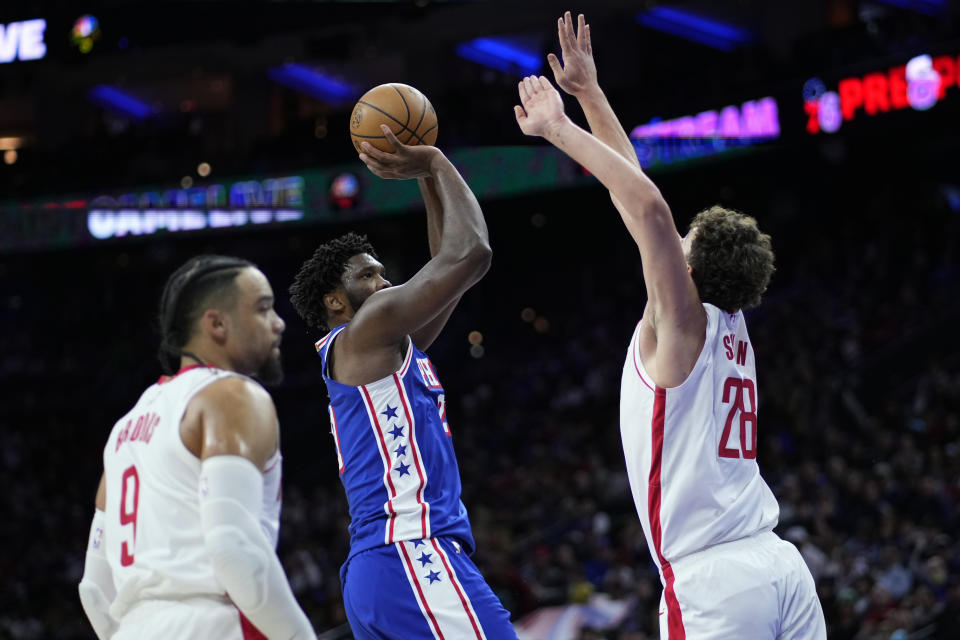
[620,303,779,575]
[101,366,282,620]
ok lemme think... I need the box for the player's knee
[204,525,269,610]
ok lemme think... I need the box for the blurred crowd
[0,173,958,640]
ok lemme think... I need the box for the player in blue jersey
[289,125,517,639]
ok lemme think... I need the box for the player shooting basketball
[514,12,827,639]
[289,126,518,639]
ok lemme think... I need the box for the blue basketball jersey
[316,325,475,559]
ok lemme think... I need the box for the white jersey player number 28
[719,376,757,459]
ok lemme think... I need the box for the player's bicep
[197,378,278,470]
[348,249,490,349]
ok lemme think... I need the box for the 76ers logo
[416,358,442,390]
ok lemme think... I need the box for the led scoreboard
[803,52,958,134]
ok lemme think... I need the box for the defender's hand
[359,125,441,180]
[514,75,567,138]
[547,12,597,97]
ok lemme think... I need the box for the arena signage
[0,19,47,63]
[86,176,305,239]
[630,97,780,140]
[803,53,958,134]
[628,97,780,167]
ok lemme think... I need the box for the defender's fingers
[561,12,575,46]
[523,75,536,96]
[547,53,563,76]
[585,24,592,54]
[537,75,553,91]
[577,14,587,44]
[518,79,530,103]
[513,105,526,123]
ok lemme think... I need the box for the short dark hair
[289,232,377,334]
[157,255,254,374]
[687,205,775,312]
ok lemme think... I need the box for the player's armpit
[78,509,119,640]
[195,377,279,471]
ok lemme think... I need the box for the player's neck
[178,344,231,373]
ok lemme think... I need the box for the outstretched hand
[514,75,567,138]
[359,126,441,180]
[547,12,597,96]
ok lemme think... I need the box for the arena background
[1,1,959,638]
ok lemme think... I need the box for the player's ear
[201,308,229,343]
[324,290,347,314]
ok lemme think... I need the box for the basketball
[349,83,438,153]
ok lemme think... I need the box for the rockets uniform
[101,365,281,640]
[620,303,826,639]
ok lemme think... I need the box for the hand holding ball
[350,83,438,153]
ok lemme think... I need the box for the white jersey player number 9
[119,465,140,566]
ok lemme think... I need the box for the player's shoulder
[193,373,274,411]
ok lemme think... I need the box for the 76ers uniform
[101,366,280,640]
[316,325,515,640]
[621,304,826,639]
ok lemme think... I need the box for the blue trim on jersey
[318,325,475,559]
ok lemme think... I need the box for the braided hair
[157,255,254,374]
[289,232,376,334]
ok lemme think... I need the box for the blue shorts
[341,537,517,640]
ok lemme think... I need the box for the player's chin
[257,351,284,386]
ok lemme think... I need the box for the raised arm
[549,12,638,168]
[515,76,704,386]
[343,126,491,352]
[407,175,465,350]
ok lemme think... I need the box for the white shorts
[658,531,826,640]
[114,596,263,640]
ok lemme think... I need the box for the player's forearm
[418,176,443,257]
[576,86,640,168]
[427,153,491,273]
[78,510,118,640]
[545,117,666,219]
[200,456,315,640]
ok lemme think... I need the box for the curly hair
[687,205,775,312]
[157,254,254,374]
[289,232,377,334]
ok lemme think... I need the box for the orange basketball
[349,83,438,153]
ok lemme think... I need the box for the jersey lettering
[437,393,450,436]
[115,412,160,452]
[416,358,443,390]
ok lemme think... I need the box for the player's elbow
[441,240,491,281]
[203,524,270,611]
[467,241,492,276]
